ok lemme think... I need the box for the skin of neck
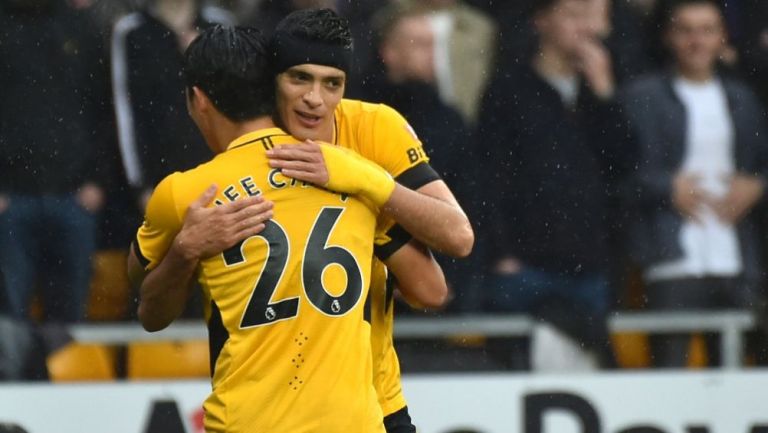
[534,41,577,79]
[675,63,716,83]
[206,112,276,154]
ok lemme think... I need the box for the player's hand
[268,140,395,206]
[671,173,707,224]
[0,194,9,215]
[711,174,764,224]
[76,182,105,213]
[574,38,615,99]
[173,184,274,261]
[266,140,329,185]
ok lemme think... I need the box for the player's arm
[373,218,448,308]
[129,237,198,332]
[129,184,274,332]
[267,143,474,258]
[383,239,448,309]
[360,104,473,258]
[384,180,472,258]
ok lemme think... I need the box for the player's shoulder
[161,158,222,209]
[144,171,185,229]
[337,98,379,115]
[337,99,405,124]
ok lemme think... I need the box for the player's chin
[291,122,322,141]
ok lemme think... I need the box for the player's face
[275,64,346,142]
[665,4,725,77]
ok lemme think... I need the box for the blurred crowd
[2,0,768,373]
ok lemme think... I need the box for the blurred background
[1,0,768,430]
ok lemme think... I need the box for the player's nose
[302,85,323,108]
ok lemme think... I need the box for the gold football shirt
[135,128,385,433]
[333,100,440,416]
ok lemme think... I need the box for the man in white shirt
[621,0,768,367]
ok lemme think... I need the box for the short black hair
[184,25,274,121]
[531,0,588,15]
[273,8,353,50]
[656,0,723,31]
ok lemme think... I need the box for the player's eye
[325,79,343,90]
[289,71,312,83]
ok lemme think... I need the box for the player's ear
[191,86,212,112]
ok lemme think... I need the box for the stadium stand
[47,343,117,382]
[127,341,209,379]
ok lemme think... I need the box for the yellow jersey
[134,128,384,433]
[333,100,440,416]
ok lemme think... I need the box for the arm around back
[383,180,474,258]
[383,239,449,309]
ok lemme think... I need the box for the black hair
[655,0,723,32]
[273,8,353,50]
[184,25,274,122]
[531,0,587,15]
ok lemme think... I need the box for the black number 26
[222,207,364,328]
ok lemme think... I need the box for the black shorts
[383,406,416,433]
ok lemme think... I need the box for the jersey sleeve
[367,104,441,190]
[373,221,412,261]
[133,173,184,270]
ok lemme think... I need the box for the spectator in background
[363,4,481,310]
[111,0,233,211]
[495,0,650,86]
[621,0,768,367]
[0,0,111,323]
[238,0,336,34]
[391,0,496,125]
[367,5,470,198]
[478,0,633,370]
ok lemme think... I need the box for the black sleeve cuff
[396,162,441,190]
[374,224,412,261]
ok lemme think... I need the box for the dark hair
[269,8,354,75]
[531,0,587,15]
[274,8,353,50]
[370,2,427,47]
[184,25,274,121]
[656,0,723,32]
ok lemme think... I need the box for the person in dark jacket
[621,0,768,367]
[360,6,482,311]
[477,0,634,369]
[0,0,111,322]
[733,0,768,109]
[111,0,232,210]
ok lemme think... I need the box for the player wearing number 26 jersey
[131,26,387,433]
[136,128,385,433]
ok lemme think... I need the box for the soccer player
[127,26,397,432]
[265,9,474,432]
